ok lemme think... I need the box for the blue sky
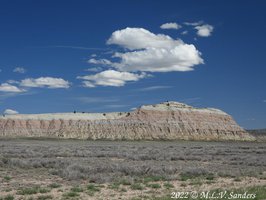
[0,0,265,129]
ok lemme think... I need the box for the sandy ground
[1,139,265,199]
[1,167,266,200]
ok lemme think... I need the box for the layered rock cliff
[0,102,255,141]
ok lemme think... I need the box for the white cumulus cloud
[78,70,146,87]
[184,21,214,37]
[103,27,203,72]
[107,27,182,50]
[4,109,19,115]
[80,27,206,87]
[13,67,26,73]
[160,22,181,30]
[20,77,70,88]
[0,83,25,93]
[195,24,214,37]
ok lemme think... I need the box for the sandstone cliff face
[0,102,255,141]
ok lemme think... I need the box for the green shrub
[163,182,174,189]
[87,184,100,192]
[147,183,161,189]
[39,188,51,193]
[206,174,215,180]
[0,195,14,200]
[63,191,79,197]
[108,182,120,190]
[180,169,214,181]
[120,179,132,185]
[17,186,50,195]
[37,195,53,200]
[131,183,144,190]
[17,187,40,195]
[144,176,165,183]
[3,176,11,181]
[71,186,83,193]
[48,183,61,188]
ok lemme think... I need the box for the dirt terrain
[0,139,265,199]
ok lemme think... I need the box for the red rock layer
[0,103,254,141]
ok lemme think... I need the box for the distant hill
[247,129,266,142]
[0,101,255,141]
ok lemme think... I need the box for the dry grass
[0,139,265,199]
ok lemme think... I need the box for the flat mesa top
[140,101,227,115]
[0,101,228,120]
[0,112,127,120]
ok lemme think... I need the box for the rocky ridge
[0,101,255,141]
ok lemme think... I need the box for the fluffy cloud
[0,77,70,93]
[80,27,205,87]
[4,109,19,115]
[78,70,146,87]
[184,21,214,37]
[160,22,181,30]
[195,24,214,37]
[13,67,26,73]
[107,27,182,50]
[103,27,203,72]
[20,77,70,88]
[0,83,25,93]
[112,45,202,72]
